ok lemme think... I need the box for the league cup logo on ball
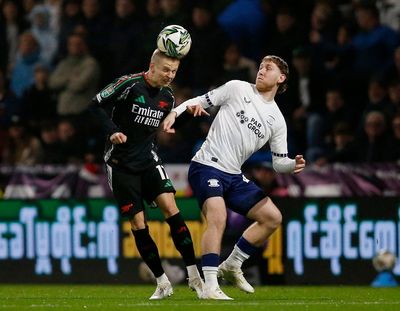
[157,25,192,59]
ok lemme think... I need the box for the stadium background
[1,0,400,287]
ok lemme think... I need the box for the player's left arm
[270,119,306,174]
[163,81,238,133]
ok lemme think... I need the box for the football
[372,250,397,271]
[157,25,192,59]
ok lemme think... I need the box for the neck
[258,88,276,102]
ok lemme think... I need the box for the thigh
[107,165,144,218]
[188,162,226,209]
[142,163,176,204]
[225,174,266,216]
[246,197,282,224]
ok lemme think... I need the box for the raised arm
[162,97,209,133]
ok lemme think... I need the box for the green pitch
[0,285,399,311]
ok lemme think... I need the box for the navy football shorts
[188,161,266,216]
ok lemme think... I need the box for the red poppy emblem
[159,101,169,108]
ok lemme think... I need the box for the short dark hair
[262,55,289,94]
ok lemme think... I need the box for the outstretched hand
[162,112,177,133]
[293,155,306,174]
[186,104,210,117]
[110,132,127,144]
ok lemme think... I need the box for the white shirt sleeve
[172,81,237,117]
[270,116,295,173]
[205,81,236,107]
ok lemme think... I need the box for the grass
[0,285,399,310]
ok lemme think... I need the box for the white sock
[186,264,200,279]
[156,273,169,284]
[202,267,219,289]
[224,245,250,269]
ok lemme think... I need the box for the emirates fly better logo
[236,110,265,139]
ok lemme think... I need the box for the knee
[205,211,227,232]
[260,205,282,230]
[159,203,179,218]
[270,208,282,230]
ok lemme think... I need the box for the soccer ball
[157,25,192,59]
[372,250,397,271]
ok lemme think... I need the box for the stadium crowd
[1,0,400,169]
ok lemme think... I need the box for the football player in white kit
[163,55,306,299]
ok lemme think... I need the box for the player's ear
[278,74,286,84]
[149,62,156,73]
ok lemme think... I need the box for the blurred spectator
[217,0,268,60]
[383,46,400,84]
[220,43,257,84]
[21,63,57,133]
[390,112,400,160]
[49,33,100,116]
[10,31,45,98]
[138,0,163,64]
[308,0,340,68]
[327,111,394,163]
[106,0,143,78]
[156,130,192,163]
[360,77,394,124]
[44,0,63,35]
[39,120,64,163]
[56,0,84,61]
[283,46,327,154]
[1,0,29,73]
[0,68,21,129]
[159,0,189,26]
[22,0,40,16]
[315,122,355,166]
[81,0,109,80]
[376,0,400,31]
[57,118,85,163]
[28,4,58,64]
[265,6,306,64]
[183,1,227,93]
[387,78,400,114]
[306,88,353,162]
[1,115,43,165]
[352,3,400,79]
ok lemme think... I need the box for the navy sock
[202,253,219,268]
[237,236,258,256]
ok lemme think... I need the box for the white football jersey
[193,80,289,174]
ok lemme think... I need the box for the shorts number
[156,165,169,180]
